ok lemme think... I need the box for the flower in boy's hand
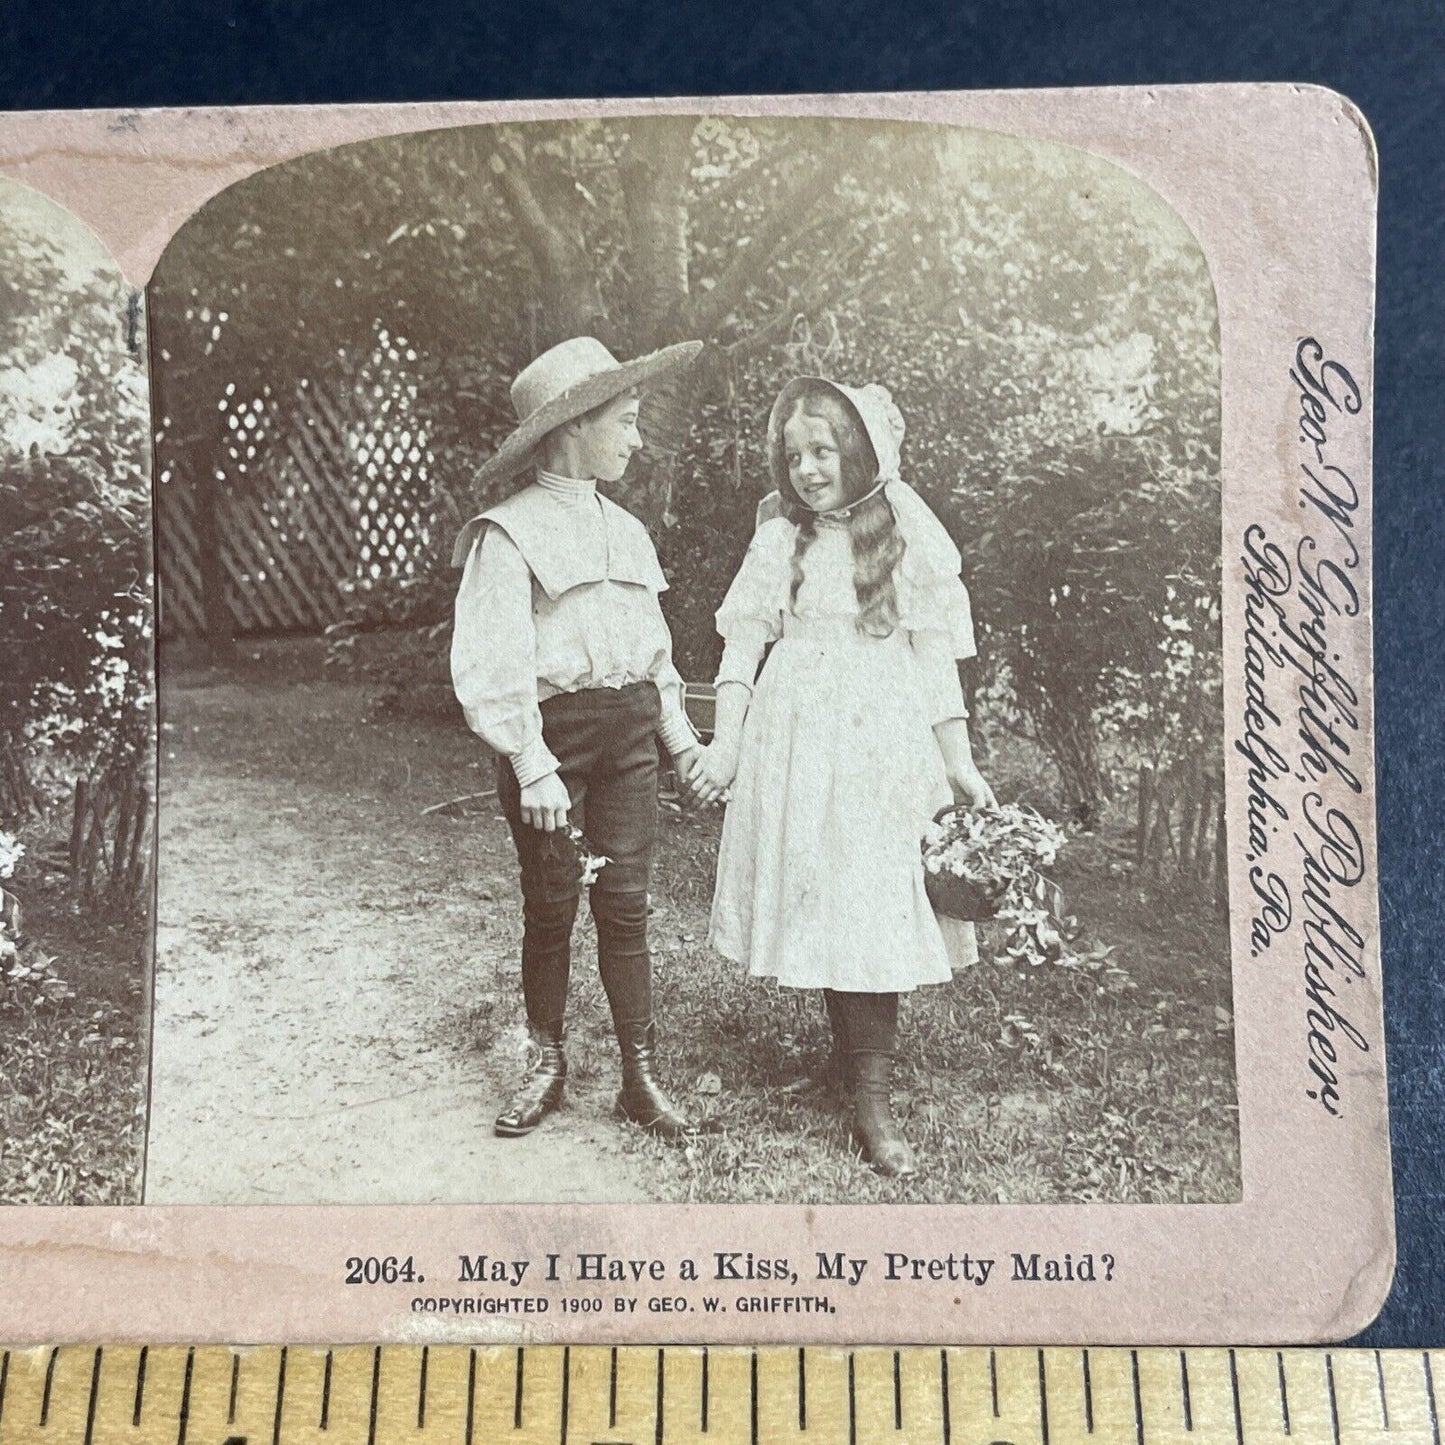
[561,823,610,887]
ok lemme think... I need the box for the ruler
[0,1346,1438,1445]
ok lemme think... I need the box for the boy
[450,336,702,1140]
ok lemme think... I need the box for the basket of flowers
[922,803,1077,966]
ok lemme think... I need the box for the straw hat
[474,336,703,490]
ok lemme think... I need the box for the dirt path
[144,665,650,1204]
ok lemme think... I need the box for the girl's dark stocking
[835,990,915,1177]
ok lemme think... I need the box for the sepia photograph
[0,178,153,1205]
[142,113,1238,1208]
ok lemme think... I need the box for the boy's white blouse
[450,472,696,786]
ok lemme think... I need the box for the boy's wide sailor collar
[451,474,668,601]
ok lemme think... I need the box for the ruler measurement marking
[274,1346,289,1445]
[465,1348,476,1445]
[940,1349,952,1445]
[1131,1349,1145,1445]
[366,1346,381,1445]
[1423,1352,1440,1445]
[989,1347,999,1417]
[40,1345,58,1426]
[514,1347,525,1430]
[82,1346,102,1445]
[749,1349,758,1445]
[1229,1349,1244,1445]
[23,1342,1445,1445]
[320,1349,333,1431]
[559,1346,570,1445]
[1038,1349,1052,1445]
[176,1347,195,1445]
[1276,1352,1291,1436]
[134,1345,149,1426]
[700,1346,709,1434]
[1325,1353,1341,1445]
[848,1351,857,1445]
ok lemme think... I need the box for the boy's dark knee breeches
[497,682,662,900]
[497,684,666,1032]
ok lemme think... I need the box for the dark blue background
[2,0,1440,1344]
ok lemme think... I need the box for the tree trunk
[1042,710,1109,830]
[617,122,697,528]
[626,365,698,528]
[486,144,608,349]
[621,122,694,339]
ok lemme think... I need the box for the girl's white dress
[708,481,978,993]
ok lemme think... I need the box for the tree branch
[486,149,586,280]
[722,236,872,362]
[673,151,852,337]
[484,140,608,342]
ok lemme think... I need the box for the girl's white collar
[814,476,891,521]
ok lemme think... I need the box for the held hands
[671,745,701,791]
[949,760,998,811]
[519,772,571,832]
[685,741,740,806]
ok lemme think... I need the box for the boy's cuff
[510,738,562,788]
[658,709,700,758]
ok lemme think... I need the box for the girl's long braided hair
[769,381,906,637]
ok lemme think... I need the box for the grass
[627,787,1240,1205]
[0,634,1240,1209]
[167,633,1240,1207]
[0,830,148,1205]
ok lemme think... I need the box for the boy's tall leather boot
[494,893,575,1137]
[840,991,916,1178]
[593,889,694,1141]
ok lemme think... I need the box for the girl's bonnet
[766,375,904,516]
[759,377,976,657]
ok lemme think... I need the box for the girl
[688,377,994,1177]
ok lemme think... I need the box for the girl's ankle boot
[850,1049,916,1177]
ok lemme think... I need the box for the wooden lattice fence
[157,329,444,639]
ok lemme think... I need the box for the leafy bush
[152,118,1220,820]
[0,189,153,906]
